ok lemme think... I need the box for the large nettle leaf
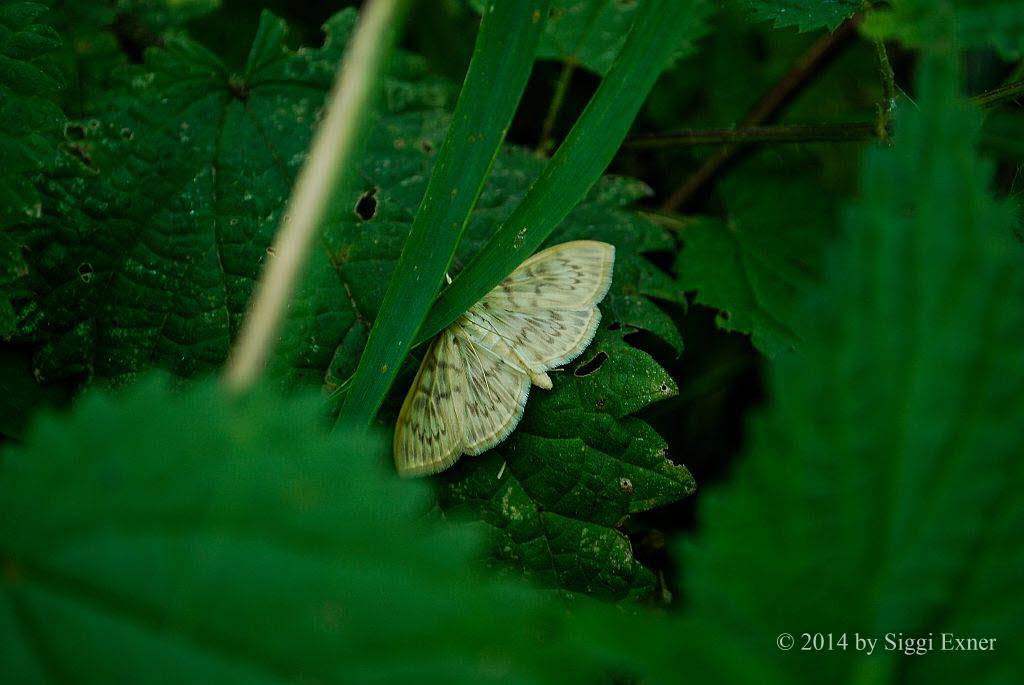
[599,56,1024,683]
[675,152,841,357]
[0,379,629,683]
[50,0,221,116]
[10,10,694,598]
[0,0,65,333]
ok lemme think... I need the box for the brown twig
[538,58,577,156]
[661,15,862,211]
[973,79,1024,109]
[625,122,883,148]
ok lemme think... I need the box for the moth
[394,240,615,477]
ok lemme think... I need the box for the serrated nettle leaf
[540,0,710,76]
[49,0,221,116]
[9,10,447,387]
[863,0,1024,59]
[0,0,65,333]
[466,0,639,76]
[675,157,839,357]
[734,0,859,32]
[8,8,693,596]
[537,0,637,76]
[437,329,693,600]
[661,55,1024,683]
[0,378,634,683]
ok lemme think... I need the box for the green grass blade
[418,0,708,344]
[337,0,549,429]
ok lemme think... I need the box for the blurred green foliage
[1,0,1022,681]
[0,379,643,682]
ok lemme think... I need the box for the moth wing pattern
[393,240,615,477]
[490,240,614,311]
[448,320,531,455]
[474,240,614,376]
[464,306,601,376]
[393,330,464,477]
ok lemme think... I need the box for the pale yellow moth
[393,240,615,477]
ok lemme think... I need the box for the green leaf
[617,54,1024,682]
[52,0,220,116]
[734,0,860,32]
[864,0,1024,59]
[674,155,839,357]
[468,0,703,77]
[9,8,692,595]
[437,327,693,600]
[0,0,65,333]
[536,0,639,76]
[0,377,632,682]
[10,10,447,386]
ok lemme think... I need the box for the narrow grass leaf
[338,0,549,429]
[419,0,708,343]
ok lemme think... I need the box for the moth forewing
[501,240,615,310]
[393,331,463,477]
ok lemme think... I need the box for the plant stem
[972,79,1024,109]
[538,58,576,156]
[626,122,882,148]
[872,37,897,138]
[625,69,1017,153]
[223,0,410,393]
[661,14,861,211]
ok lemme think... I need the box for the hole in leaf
[77,262,94,283]
[574,351,607,377]
[418,139,434,154]
[355,188,378,221]
[718,309,732,321]
[64,123,86,141]
[228,75,249,101]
